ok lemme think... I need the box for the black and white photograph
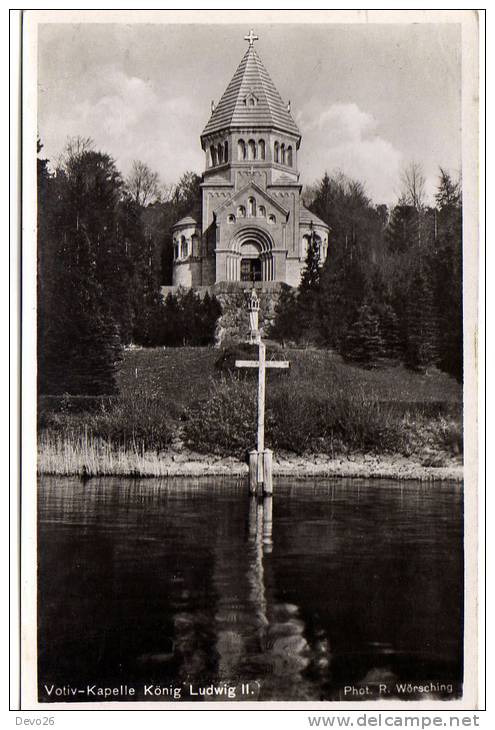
[17,9,481,710]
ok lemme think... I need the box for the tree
[342,303,384,366]
[170,171,202,217]
[302,171,382,349]
[399,161,426,210]
[385,204,419,254]
[197,292,222,345]
[125,160,161,207]
[37,137,52,393]
[432,168,463,380]
[39,139,125,394]
[405,265,438,372]
[289,228,321,340]
[435,168,461,210]
[377,303,402,360]
[270,284,300,344]
[300,228,321,291]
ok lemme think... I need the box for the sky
[38,22,462,206]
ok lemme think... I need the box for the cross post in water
[235,289,290,494]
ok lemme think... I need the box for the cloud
[39,65,204,184]
[297,102,403,205]
[40,74,405,204]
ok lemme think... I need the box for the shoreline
[38,442,463,482]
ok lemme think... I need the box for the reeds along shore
[37,431,462,481]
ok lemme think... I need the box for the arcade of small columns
[206,137,295,169]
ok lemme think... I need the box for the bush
[39,390,180,452]
[183,376,257,456]
[268,381,401,454]
[183,373,409,457]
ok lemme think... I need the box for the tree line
[38,135,462,396]
[271,165,462,380]
[37,136,218,395]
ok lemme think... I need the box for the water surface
[38,477,463,702]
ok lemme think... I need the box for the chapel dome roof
[173,215,199,229]
[201,43,300,140]
[299,205,330,230]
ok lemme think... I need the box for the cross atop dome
[244,29,259,47]
[201,29,300,139]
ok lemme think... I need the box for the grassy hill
[39,346,463,474]
[117,346,462,409]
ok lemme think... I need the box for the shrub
[183,375,258,456]
[39,390,180,452]
[183,372,408,457]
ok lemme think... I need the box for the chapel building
[172,31,329,288]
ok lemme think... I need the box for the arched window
[173,240,179,259]
[258,205,266,218]
[224,140,228,162]
[248,139,256,160]
[227,214,235,224]
[248,97,255,107]
[210,145,217,167]
[180,235,188,258]
[268,214,276,224]
[287,145,293,167]
[248,197,256,217]
[314,234,322,257]
[274,141,279,163]
[302,234,311,257]
[281,143,286,165]
[217,143,223,164]
[237,206,246,218]
[238,139,246,161]
[259,139,266,160]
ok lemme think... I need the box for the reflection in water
[211,496,321,700]
[38,477,463,702]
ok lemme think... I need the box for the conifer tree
[377,303,402,360]
[198,292,222,345]
[296,228,322,339]
[270,284,300,344]
[433,168,463,380]
[39,140,124,394]
[405,265,438,372]
[343,303,384,366]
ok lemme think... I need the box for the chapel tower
[172,31,329,287]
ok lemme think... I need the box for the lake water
[38,477,463,703]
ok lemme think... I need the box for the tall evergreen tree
[37,138,52,393]
[342,303,384,366]
[405,265,438,372]
[39,140,124,394]
[269,284,300,344]
[433,168,463,380]
[287,228,322,342]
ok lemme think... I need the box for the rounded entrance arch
[240,240,262,282]
[226,226,275,282]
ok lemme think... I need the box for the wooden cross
[235,342,289,457]
[244,29,259,47]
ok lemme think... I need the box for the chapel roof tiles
[172,215,199,228]
[201,45,300,139]
[299,205,330,229]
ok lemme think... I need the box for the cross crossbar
[235,360,290,369]
[235,342,290,455]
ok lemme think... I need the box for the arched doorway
[229,227,274,282]
[240,241,262,282]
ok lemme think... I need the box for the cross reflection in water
[212,495,330,700]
